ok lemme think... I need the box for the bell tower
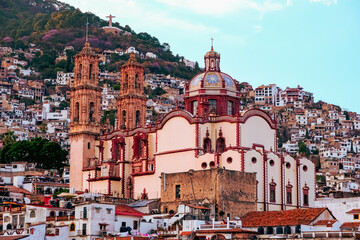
[117,53,146,130]
[69,41,101,192]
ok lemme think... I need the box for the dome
[189,71,237,92]
[205,49,220,58]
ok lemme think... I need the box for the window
[136,110,140,127]
[216,137,225,153]
[286,184,293,204]
[133,220,138,230]
[89,102,94,121]
[30,210,36,218]
[269,181,276,203]
[208,99,217,114]
[106,208,112,214]
[203,137,212,153]
[70,223,75,231]
[74,102,79,122]
[227,101,233,115]
[192,101,198,115]
[122,110,126,129]
[354,214,359,220]
[201,162,207,169]
[303,185,309,206]
[175,185,181,199]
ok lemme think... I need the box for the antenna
[85,18,89,42]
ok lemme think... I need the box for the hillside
[0,0,202,79]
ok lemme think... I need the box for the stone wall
[160,168,256,219]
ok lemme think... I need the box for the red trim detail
[154,147,201,156]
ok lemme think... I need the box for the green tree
[298,140,310,157]
[3,131,17,146]
[0,138,67,172]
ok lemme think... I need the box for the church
[69,41,315,213]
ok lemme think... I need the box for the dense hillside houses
[0,1,360,238]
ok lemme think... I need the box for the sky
[62,0,360,112]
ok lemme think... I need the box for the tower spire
[211,37,214,51]
[85,18,89,42]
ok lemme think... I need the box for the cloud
[255,25,263,33]
[157,0,284,16]
[309,0,338,6]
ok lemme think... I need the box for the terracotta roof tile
[242,208,329,227]
[314,220,337,227]
[341,222,360,229]
[115,204,144,217]
[185,203,210,210]
[346,209,360,213]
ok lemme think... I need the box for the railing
[46,215,75,221]
[199,223,238,230]
[301,231,359,238]
[77,230,87,236]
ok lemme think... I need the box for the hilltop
[0,0,202,79]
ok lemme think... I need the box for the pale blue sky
[62,0,360,112]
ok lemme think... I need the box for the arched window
[284,226,291,234]
[192,100,198,115]
[89,64,92,79]
[227,101,233,115]
[266,226,274,234]
[258,227,264,234]
[203,129,211,153]
[303,184,310,206]
[123,74,128,90]
[203,138,212,153]
[78,64,82,79]
[70,223,76,231]
[136,110,140,127]
[50,211,55,217]
[216,137,225,154]
[135,74,139,88]
[59,211,63,217]
[286,182,293,204]
[89,102,94,121]
[269,180,277,203]
[6,224,11,230]
[276,226,283,234]
[74,102,79,122]
[122,110,126,129]
[208,99,217,114]
[30,210,36,218]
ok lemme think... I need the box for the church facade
[69,42,316,212]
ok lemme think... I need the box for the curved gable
[157,115,195,153]
[240,111,276,151]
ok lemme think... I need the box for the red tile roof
[313,220,337,227]
[341,222,360,229]
[346,209,360,213]
[115,204,144,217]
[185,203,210,210]
[195,228,258,234]
[242,208,330,227]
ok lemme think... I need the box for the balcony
[77,230,87,236]
[46,215,75,221]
